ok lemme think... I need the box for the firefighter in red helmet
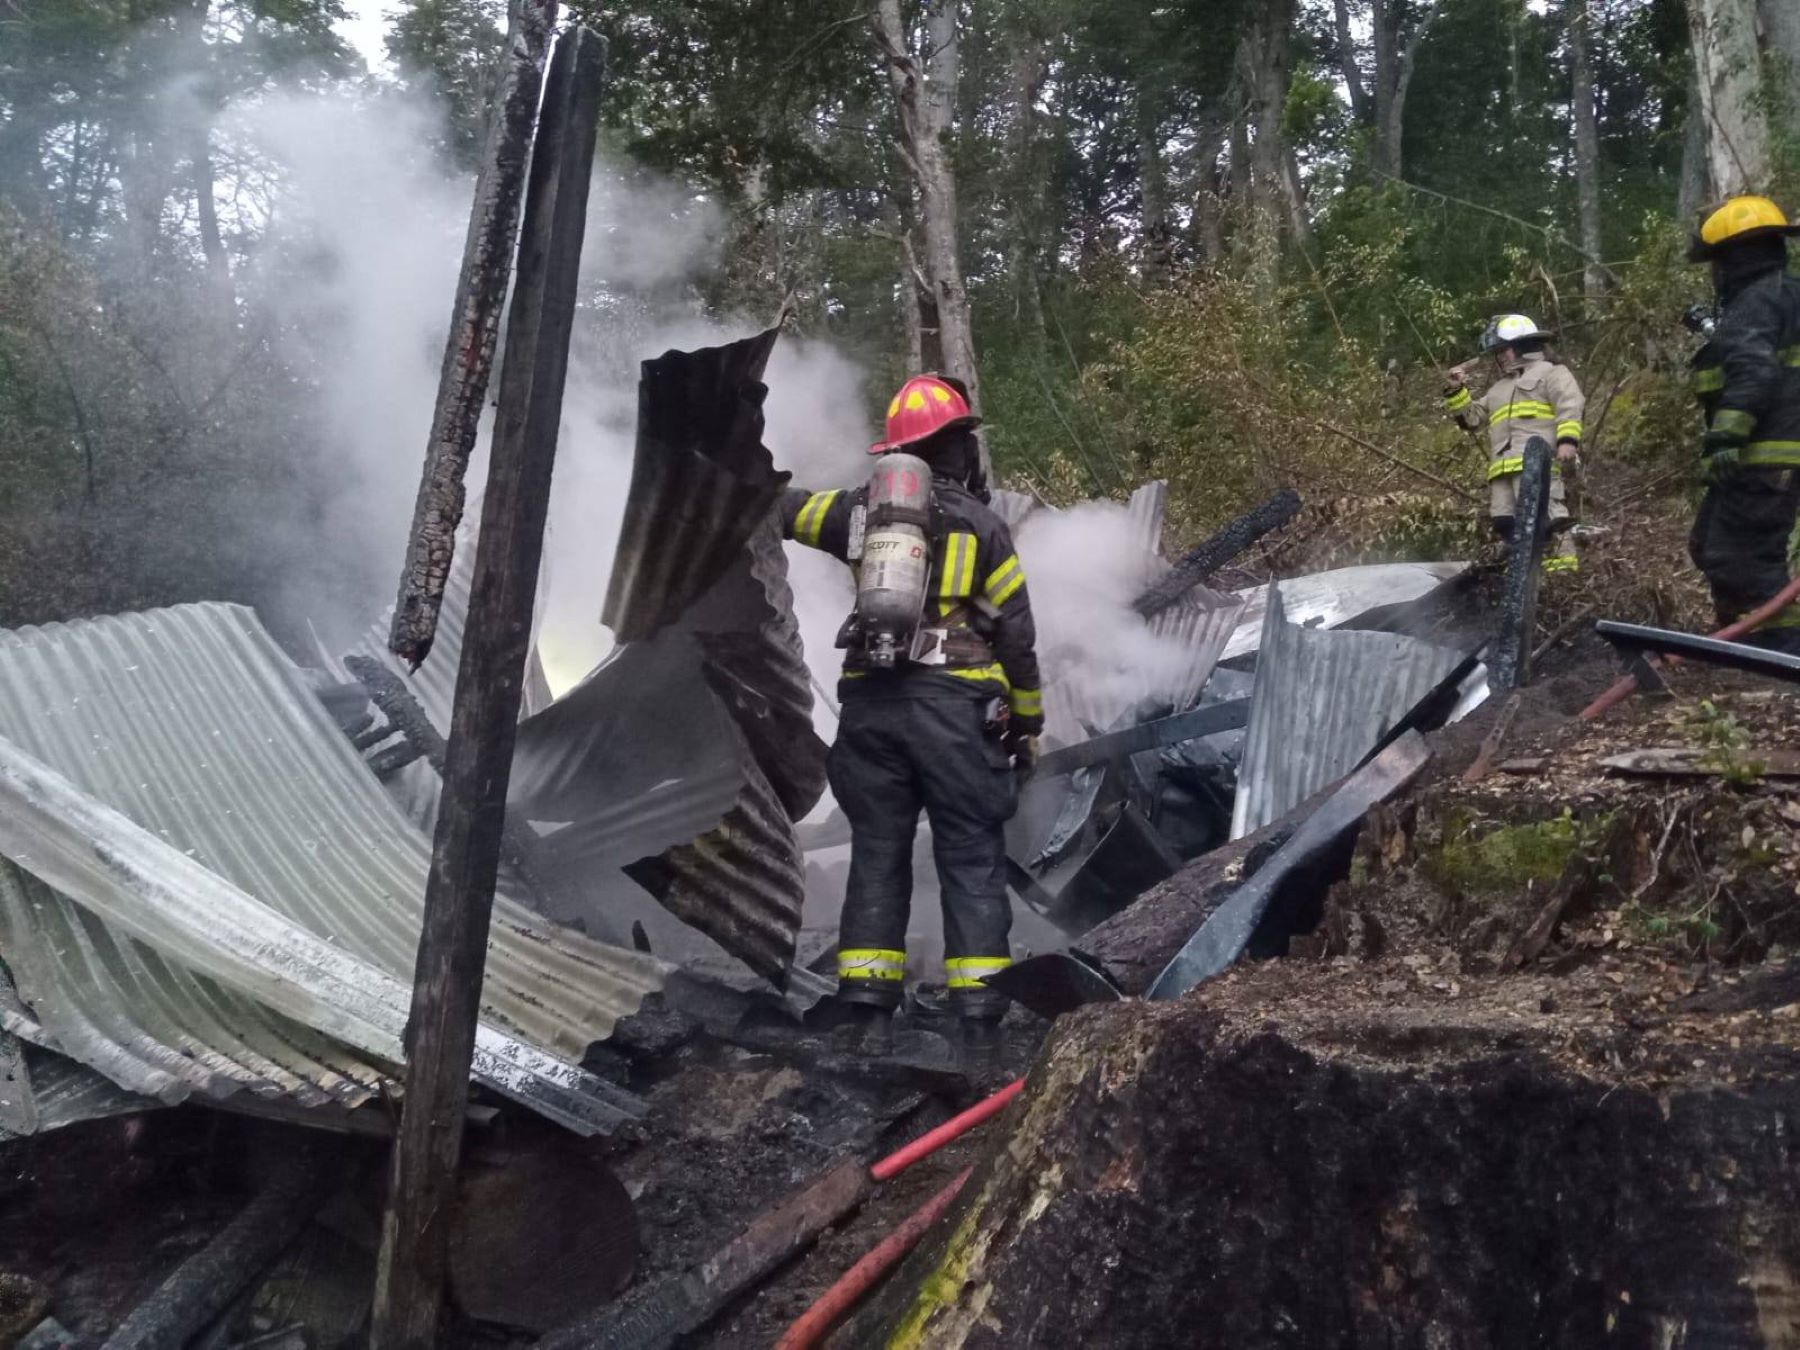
[778,374,1043,1067]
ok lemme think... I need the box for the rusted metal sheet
[0,603,665,1133]
[1231,584,1467,839]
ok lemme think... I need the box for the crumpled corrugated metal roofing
[1222,562,1468,663]
[1230,583,1467,838]
[336,492,552,834]
[1038,482,1245,744]
[507,332,827,984]
[0,603,666,1133]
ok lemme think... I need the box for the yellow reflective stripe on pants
[1712,408,1758,441]
[946,956,1012,989]
[1009,686,1042,717]
[839,948,906,981]
[1694,368,1724,394]
[1487,456,1563,481]
[794,490,840,547]
[1541,554,1580,574]
[1744,441,1800,467]
[1489,400,1555,425]
[1760,604,1800,629]
[984,554,1024,606]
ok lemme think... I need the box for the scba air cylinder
[855,452,932,667]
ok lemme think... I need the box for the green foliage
[385,0,507,165]
[1685,699,1766,787]
[1426,807,1608,895]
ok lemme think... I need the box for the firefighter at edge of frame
[778,373,1043,1069]
[1684,194,1800,656]
[1444,313,1585,577]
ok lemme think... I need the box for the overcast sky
[338,0,390,72]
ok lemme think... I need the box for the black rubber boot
[834,1003,894,1058]
[959,1018,1003,1078]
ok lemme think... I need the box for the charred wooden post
[386,0,559,671]
[1490,437,1551,691]
[370,30,607,1350]
[1133,488,1301,618]
[100,1149,324,1350]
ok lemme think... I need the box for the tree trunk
[855,978,1800,1347]
[1137,92,1173,288]
[191,127,235,324]
[1236,0,1304,281]
[1678,74,1711,224]
[885,195,926,374]
[874,0,984,475]
[1568,0,1606,303]
[1759,0,1800,123]
[1685,0,1773,197]
[1004,24,1051,339]
[1333,0,1372,123]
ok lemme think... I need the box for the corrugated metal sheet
[506,333,827,984]
[0,603,666,1133]
[0,1038,159,1140]
[603,329,787,644]
[1230,584,1465,838]
[1222,562,1468,662]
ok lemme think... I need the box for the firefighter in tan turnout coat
[1444,314,1585,574]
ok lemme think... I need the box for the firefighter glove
[1702,444,1743,484]
[1003,730,1039,773]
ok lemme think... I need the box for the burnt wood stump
[857,972,1800,1348]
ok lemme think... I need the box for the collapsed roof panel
[1230,584,1468,839]
[0,603,666,1132]
[507,332,828,984]
[1223,562,1469,662]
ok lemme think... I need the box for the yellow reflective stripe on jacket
[1486,455,1563,481]
[983,554,1025,606]
[794,490,840,547]
[1744,440,1800,466]
[1555,420,1582,441]
[839,948,906,982]
[1694,368,1724,394]
[940,532,977,599]
[1712,408,1758,441]
[943,662,1009,689]
[1444,388,1472,412]
[1488,400,1556,426]
[946,956,1013,989]
[1008,686,1042,717]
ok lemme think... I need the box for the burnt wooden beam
[1133,488,1301,618]
[386,0,559,670]
[1489,438,1551,691]
[370,29,608,1350]
[100,1150,324,1350]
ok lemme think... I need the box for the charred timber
[1490,438,1551,691]
[386,0,559,670]
[852,986,1800,1348]
[1133,488,1301,618]
[371,30,606,1350]
[344,653,552,898]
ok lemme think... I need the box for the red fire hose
[871,1077,1024,1181]
[774,1167,973,1350]
[774,1077,1025,1349]
[1579,576,1800,721]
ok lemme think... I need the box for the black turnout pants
[1688,467,1800,651]
[828,694,1018,1020]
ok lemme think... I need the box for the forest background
[1,0,1797,649]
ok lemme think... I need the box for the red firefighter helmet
[869,374,980,454]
